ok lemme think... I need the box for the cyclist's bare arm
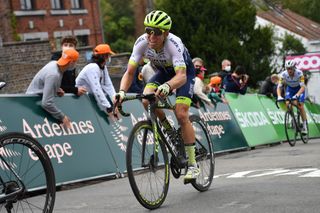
[277,79,283,97]
[166,68,187,89]
[120,63,137,92]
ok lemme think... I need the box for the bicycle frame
[115,94,187,169]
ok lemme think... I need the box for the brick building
[0,0,103,50]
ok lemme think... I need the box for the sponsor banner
[286,54,320,71]
[225,93,279,147]
[189,102,248,152]
[0,95,118,186]
[258,95,320,139]
[305,102,320,133]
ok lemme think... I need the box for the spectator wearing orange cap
[192,57,213,107]
[208,76,228,104]
[51,36,87,96]
[76,44,116,117]
[26,49,80,128]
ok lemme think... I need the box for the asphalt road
[53,139,320,213]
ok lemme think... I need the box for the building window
[71,0,83,9]
[51,0,63,9]
[76,35,88,47]
[20,0,34,10]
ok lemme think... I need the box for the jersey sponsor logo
[169,38,181,52]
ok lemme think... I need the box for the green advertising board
[225,93,279,147]
[189,103,248,152]
[305,102,320,133]
[0,95,118,185]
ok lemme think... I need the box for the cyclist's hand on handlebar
[114,90,126,103]
[292,94,299,100]
[277,96,284,101]
[155,83,171,97]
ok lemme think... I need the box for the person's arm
[120,63,138,92]
[101,67,116,98]
[41,74,65,121]
[296,73,305,96]
[193,78,212,105]
[85,67,112,111]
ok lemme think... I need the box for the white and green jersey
[129,33,187,73]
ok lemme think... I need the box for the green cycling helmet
[144,10,172,30]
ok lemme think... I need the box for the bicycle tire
[189,115,214,192]
[0,132,55,213]
[298,116,309,144]
[284,111,297,147]
[126,120,169,210]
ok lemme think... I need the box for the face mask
[225,66,231,72]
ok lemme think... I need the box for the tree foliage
[156,0,275,87]
[100,0,135,52]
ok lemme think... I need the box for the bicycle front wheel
[126,120,169,210]
[284,111,297,146]
[189,115,214,192]
[298,116,309,144]
[0,132,56,213]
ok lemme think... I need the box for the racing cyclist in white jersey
[114,10,199,181]
[277,60,308,134]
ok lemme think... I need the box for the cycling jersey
[278,69,305,88]
[129,33,188,74]
[278,69,306,102]
[129,33,195,106]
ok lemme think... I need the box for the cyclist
[277,60,308,134]
[114,10,199,181]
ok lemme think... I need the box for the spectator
[76,44,116,117]
[26,49,79,128]
[194,66,213,107]
[51,36,87,96]
[223,65,249,95]
[258,74,279,98]
[208,76,228,104]
[192,58,213,107]
[218,59,232,85]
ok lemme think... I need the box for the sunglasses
[145,27,165,36]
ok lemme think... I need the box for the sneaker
[301,127,308,135]
[184,166,200,181]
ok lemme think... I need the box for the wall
[0,40,129,94]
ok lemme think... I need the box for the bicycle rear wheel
[284,111,297,146]
[189,115,214,192]
[126,120,169,210]
[0,132,55,213]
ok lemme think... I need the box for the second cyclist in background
[277,60,308,134]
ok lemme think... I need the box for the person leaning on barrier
[259,74,279,98]
[76,44,116,117]
[223,65,249,95]
[51,36,87,96]
[26,49,79,128]
[191,57,212,108]
[208,76,228,104]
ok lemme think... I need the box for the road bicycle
[0,82,55,212]
[114,93,214,210]
[276,98,309,146]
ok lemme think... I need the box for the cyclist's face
[146,28,168,50]
[287,67,294,76]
